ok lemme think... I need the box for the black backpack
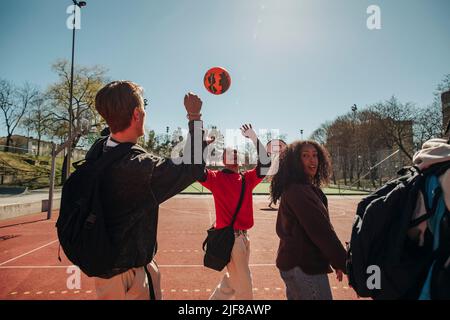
[56,142,133,278]
[346,161,450,300]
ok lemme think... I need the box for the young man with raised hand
[199,124,271,300]
[87,80,207,300]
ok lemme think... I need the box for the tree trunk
[349,161,354,183]
[60,134,80,184]
[371,169,378,188]
[61,154,68,185]
[399,145,413,161]
[342,161,348,185]
[37,136,41,157]
[5,134,12,153]
[378,172,382,187]
[357,170,361,189]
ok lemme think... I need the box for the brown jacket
[276,183,347,275]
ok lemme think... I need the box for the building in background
[0,135,86,159]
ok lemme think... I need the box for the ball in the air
[204,67,231,95]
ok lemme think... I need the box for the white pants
[94,260,162,300]
[209,234,253,300]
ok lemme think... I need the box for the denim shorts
[279,266,333,300]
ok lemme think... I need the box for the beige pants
[209,234,253,300]
[94,260,162,300]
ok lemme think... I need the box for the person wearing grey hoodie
[409,138,450,259]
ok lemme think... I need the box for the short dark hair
[95,81,144,133]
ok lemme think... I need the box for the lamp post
[351,104,358,187]
[166,126,170,143]
[66,0,87,180]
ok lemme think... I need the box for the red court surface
[0,195,362,300]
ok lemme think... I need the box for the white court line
[158,263,277,268]
[15,286,349,296]
[206,198,213,226]
[0,263,277,269]
[0,239,59,266]
[161,199,350,220]
[0,266,68,269]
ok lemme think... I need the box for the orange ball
[204,67,231,95]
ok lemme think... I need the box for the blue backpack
[418,173,450,299]
[347,161,450,300]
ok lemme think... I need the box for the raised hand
[240,124,257,141]
[184,92,202,120]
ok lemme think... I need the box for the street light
[166,126,170,143]
[352,105,359,187]
[66,0,87,180]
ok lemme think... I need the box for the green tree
[369,96,416,160]
[0,80,39,152]
[46,60,108,181]
[21,93,53,156]
[145,129,158,153]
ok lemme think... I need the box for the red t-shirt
[200,168,263,230]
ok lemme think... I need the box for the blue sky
[1,0,449,143]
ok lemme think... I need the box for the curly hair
[270,140,332,204]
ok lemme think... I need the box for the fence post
[47,143,56,220]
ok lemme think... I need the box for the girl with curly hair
[270,140,347,300]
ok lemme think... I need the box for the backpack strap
[144,264,156,300]
[410,161,450,228]
[230,174,246,228]
[201,174,247,251]
[423,160,450,179]
[92,142,135,175]
[421,160,450,219]
[411,176,444,228]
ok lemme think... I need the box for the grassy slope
[0,151,64,189]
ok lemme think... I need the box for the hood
[412,138,450,170]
